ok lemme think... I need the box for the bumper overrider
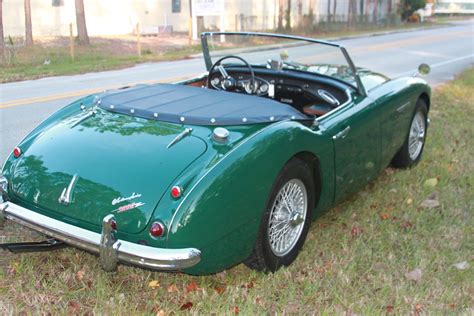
[0,201,201,271]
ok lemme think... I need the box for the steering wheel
[206,55,256,94]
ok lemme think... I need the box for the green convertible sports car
[0,32,431,275]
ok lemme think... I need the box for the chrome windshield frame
[200,32,366,96]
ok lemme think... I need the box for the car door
[318,94,381,202]
[368,81,416,167]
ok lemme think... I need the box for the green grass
[0,42,203,83]
[0,69,473,314]
[0,20,450,83]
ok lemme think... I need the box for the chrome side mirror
[417,63,431,76]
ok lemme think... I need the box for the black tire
[392,99,428,168]
[244,157,315,272]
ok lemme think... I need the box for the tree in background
[285,0,291,30]
[332,0,337,22]
[24,0,33,46]
[373,0,379,22]
[348,0,358,25]
[327,0,331,23]
[359,0,365,22]
[0,0,4,59]
[75,0,89,44]
[277,0,284,30]
[401,0,426,21]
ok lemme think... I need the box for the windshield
[201,32,360,90]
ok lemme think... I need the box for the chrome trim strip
[315,88,353,122]
[70,110,95,128]
[167,128,193,149]
[0,202,201,271]
[58,174,78,205]
[396,101,410,113]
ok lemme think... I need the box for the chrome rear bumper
[0,201,201,271]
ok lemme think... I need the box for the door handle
[332,126,351,140]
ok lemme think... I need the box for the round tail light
[150,222,165,237]
[171,186,182,199]
[13,147,22,158]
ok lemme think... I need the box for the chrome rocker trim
[0,201,201,271]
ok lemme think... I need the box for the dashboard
[208,68,351,112]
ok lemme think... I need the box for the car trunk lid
[10,111,207,234]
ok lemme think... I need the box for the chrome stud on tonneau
[99,214,120,272]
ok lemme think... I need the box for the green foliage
[401,0,426,20]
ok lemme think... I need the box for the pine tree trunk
[285,0,291,30]
[24,0,33,46]
[373,0,378,23]
[352,0,358,24]
[327,0,331,23]
[75,0,90,45]
[0,0,4,60]
[333,0,337,22]
[348,0,353,24]
[278,0,284,30]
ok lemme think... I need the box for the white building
[435,0,474,14]
[3,0,400,38]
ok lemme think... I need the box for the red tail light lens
[110,220,117,230]
[171,186,182,199]
[150,222,165,237]
[13,147,22,158]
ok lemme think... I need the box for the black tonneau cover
[97,83,307,125]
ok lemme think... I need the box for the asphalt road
[1,20,473,165]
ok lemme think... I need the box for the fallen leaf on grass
[231,306,240,314]
[148,280,160,289]
[185,281,200,293]
[214,286,226,295]
[400,221,414,230]
[379,213,390,220]
[405,268,422,282]
[414,303,422,315]
[75,270,85,281]
[156,309,166,316]
[386,305,394,313]
[8,261,19,275]
[68,301,80,313]
[151,305,166,315]
[167,284,178,293]
[452,261,470,270]
[420,192,440,209]
[424,178,438,187]
[350,226,362,237]
[180,302,193,311]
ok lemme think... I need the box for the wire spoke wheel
[267,179,308,257]
[408,111,426,160]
